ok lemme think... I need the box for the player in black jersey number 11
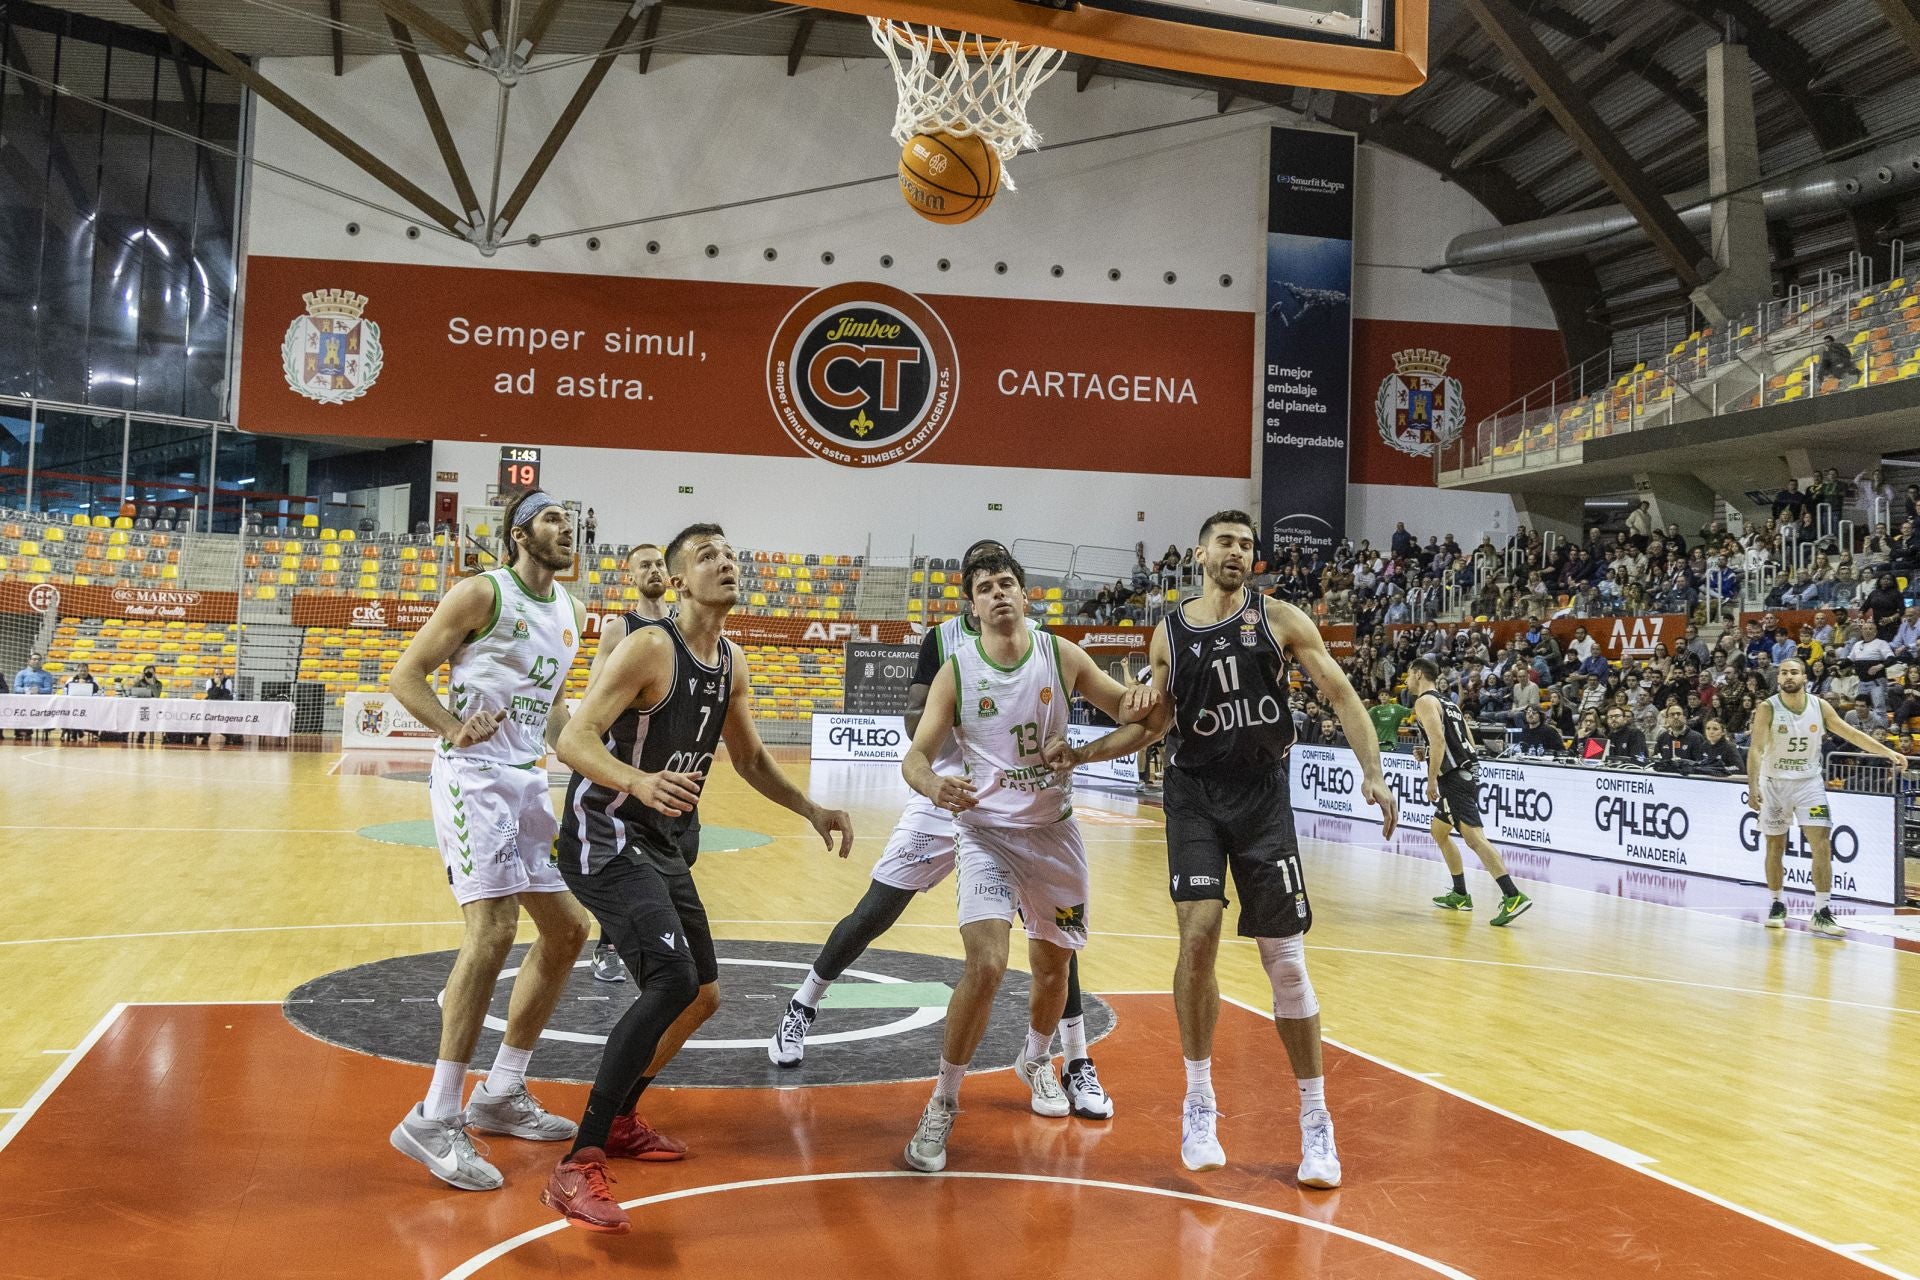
[1063,510,1396,1189]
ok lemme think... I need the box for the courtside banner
[1289,745,1902,905]
[342,692,439,748]
[1064,723,1141,787]
[0,695,292,736]
[810,714,910,761]
[1261,127,1356,558]
[239,256,1252,478]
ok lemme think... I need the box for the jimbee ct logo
[767,283,958,468]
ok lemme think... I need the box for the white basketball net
[870,19,1065,188]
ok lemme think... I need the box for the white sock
[1184,1056,1213,1099]
[935,1058,967,1102]
[1298,1076,1326,1120]
[1059,1015,1088,1062]
[483,1043,533,1097]
[425,1059,467,1120]
[795,969,831,1009]
[1024,1026,1053,1067]
[1814,890,1831,912]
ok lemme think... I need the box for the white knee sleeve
[1257,935,1318,1020]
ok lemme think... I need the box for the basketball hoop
[870,19,1065,188]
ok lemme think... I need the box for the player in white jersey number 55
[1747,657,1905,937]
[896,548,1154,1174]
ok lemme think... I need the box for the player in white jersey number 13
[383,489,594,1193]
[1748,657,1904,937]
[897,548,1152,1173]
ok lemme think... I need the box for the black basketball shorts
[561,852,720,986]
[1433,770,1483,831]
[1164,765,1313,939]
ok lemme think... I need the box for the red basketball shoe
[606,1113,688,1162]
[541,1148,628,1233]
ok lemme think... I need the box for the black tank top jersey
[1165,589,1296,778]
[561,616,729,876]
[1416,689,1479,774]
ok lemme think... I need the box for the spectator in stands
[10,652,52,742]
[1626,500,1653,547]
[1843,696,1890,738]
[1854,466,1894,524]
[1767,626,1798,665]
[1505,669,1540,726]
[1825,659,1861,706]
[1077,592,1101,621]
[1842,622,1895,708]
[1573,709,1607,760]
[1390,522,1417,558]
[1515,707,1562,756]
[1772,479,1808,523]
[1565,624,1597,667]
[1864,572,1905,641]
[1653,706,1707,769]
[1699,717,1743,771]
[583,507,597,548]
[1894,518,1920,574]
[1814,335,1859,387]
[1723,692,1756,738]
[1604,703,1648,763]
[12,652,52,696]
[1890,674,1920,728]
[1892,606,1920,657]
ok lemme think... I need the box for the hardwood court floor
[1,741,1917,1277]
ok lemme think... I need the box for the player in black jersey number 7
[1063,510,1396,1188]
[545,523,854,1233]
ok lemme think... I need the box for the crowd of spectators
[1289,602,1920,767]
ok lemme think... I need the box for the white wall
[245,53,1551,557]
[430,438,1240,560]
[1347,483,1517,550]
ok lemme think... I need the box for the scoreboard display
[498,446,542,496]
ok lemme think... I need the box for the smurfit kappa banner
[1260,127,1356,558]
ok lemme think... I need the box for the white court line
[1226,997,1918,1280]
[0,1003,126,1155]
[436,1170,1477,1280]
[0,825,360,835]
[38,1049,72,1055]
[13,749,379,786]
[714,919,1920,1018]
[1,914,1915,1020]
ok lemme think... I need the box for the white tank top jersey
[439,567,581,767]
[899,614,1043,833]
[1761,692,1826,779]
[948,626,1072,829]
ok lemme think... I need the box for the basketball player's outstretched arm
[387,575,506,748]
[1044,630,1169,769]
[556,627,703,817]
[903,662,977,813]
[719,640,854,857]
[1270,599,1399,838]
[1818,698,1909,768]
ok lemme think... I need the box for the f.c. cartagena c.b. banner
[1261,126,1355,559]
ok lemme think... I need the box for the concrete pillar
[1688,44,1772,327]
[1633,471,1718,541]
[1510,491,1585,544]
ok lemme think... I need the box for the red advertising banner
[0,583,238,623]
[1349,318,1565,488]
[239,256,1254,478]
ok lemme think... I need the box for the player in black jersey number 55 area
[1062,510,1396,1189]
[544,523,854,1234]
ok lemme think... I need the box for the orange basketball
[898,132,1000,225]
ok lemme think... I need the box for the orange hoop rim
[871,18,1018,60]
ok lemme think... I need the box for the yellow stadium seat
[71,513,90,527]
[114,516,132,530]
[44,526,63,543]
[320,527,337,541]
[301,514,319,529]
[340,529,356,542]
[92,515,111,528]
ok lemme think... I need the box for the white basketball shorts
[954,819,1090,950]
[1759,772,1832,837]
[871,823,959,893]
[429,754,568,906]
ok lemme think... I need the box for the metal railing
[1827,751,1918,894]
[1438,246,1912,482]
